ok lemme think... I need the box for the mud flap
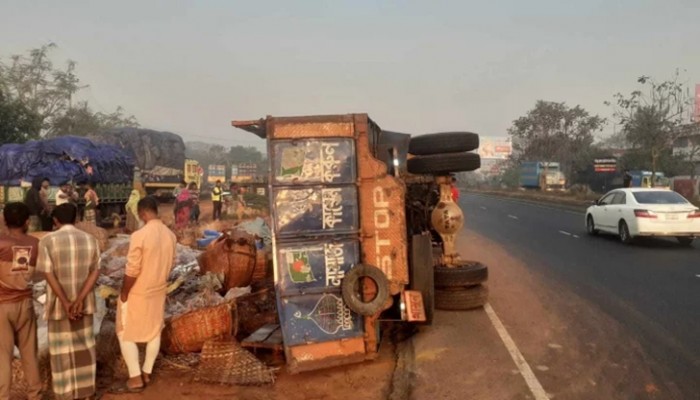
[410,233,434,325]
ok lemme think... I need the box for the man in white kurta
[112,197,176,393]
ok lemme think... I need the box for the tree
[50,102,138,137]
[0,89,42,143]
[508,100,605,186]
[608,72,694,183]
[0,43,137,137]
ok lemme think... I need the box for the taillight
[687,210,700,218]
[634,209,657,218]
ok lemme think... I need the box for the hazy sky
[2,0,699,150]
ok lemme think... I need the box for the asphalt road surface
[462,193,700,398]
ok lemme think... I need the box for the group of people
[173,181,200,229]
[0,196,176,399]
[24,179,101,232]
[173,180,231,229]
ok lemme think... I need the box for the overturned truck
[233,114,485,372]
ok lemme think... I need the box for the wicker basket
[161,302,235,354]
[195,337,275,386]
[198,232,257,291]
[75,221,109,252]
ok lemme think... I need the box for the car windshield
[632,191,688,204]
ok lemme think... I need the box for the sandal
[142,373,152,385]
[108,382,145,394]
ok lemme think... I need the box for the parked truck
[627,170,670,189]
[0,136,135,226]
[520,161,566,190]
[90,128,202,200]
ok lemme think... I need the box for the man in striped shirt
[36,204,100,400]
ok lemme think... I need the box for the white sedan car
[585,188,700,245]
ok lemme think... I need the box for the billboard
[478,136,512,160]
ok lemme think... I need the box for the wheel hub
[431,176,464,267]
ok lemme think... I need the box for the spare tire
[409,132,479,155]
[435,285,488,311]
[434,261,488,288]
[407,153,480,175]
[341,264,390,316]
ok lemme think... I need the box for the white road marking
[484,303,550,400]
[471,194,584,215]
[696,274,700,278]
[573,235,580,239]
[508,214,519,220]
[480,206,488,210]
[558,230,572,236]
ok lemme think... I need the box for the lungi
[47,316,96,400]
[83,209,96,225]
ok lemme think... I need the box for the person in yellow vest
[211,180,223,221]
[125,190,141,233]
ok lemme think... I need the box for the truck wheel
[409,132,479,156]
[407,153,480,175]
[435,285,488,311]
[341,264,390,316]
[434,261,488,288]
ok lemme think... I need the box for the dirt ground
[98,342,397,400]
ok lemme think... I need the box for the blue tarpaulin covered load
[0,136,135,186]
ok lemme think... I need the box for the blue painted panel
[273,186,359,236]
[276,240,360,295]
[278,292,364,346]
[272,139,356,185]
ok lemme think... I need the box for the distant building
[672,122,700,175]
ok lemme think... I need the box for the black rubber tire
[586,215,599,236]
[435,285,488,311]
[407,153,481,175]
[619,220,633,244]
[409,132,480,156]
[676,237,694,246]
[341,264,390,316]
[434,261,488,288]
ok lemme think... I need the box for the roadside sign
[594,158,617,173]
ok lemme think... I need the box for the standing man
[112,197,176,394]
[0,203,42,400]
[623,170,632,188]
[24,177,48,233]
[211,180,223,221]
[55,183,78,207]
[36,204,100,400]
[83,183,99,225]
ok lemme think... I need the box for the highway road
[461,193,700,398]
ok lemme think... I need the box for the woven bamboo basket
[161,302,235,354]
[198,232,257,291]
[195,337,275,386]
[75,221,109,252]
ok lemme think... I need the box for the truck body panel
[234,114,408,372]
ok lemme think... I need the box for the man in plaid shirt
[36,204,100,400]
